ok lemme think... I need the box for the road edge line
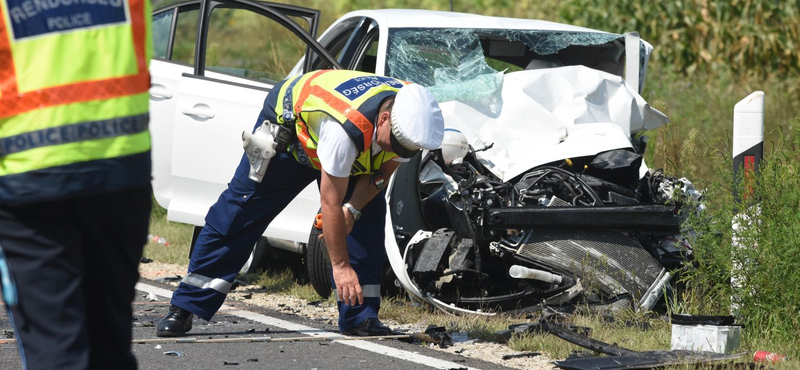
[136,281,483,370]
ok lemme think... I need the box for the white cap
[390,84,444,158]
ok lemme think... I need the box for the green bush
[677,118,800,355]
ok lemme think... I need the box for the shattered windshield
[386,28,625,115]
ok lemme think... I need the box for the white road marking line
[136,282,482,370]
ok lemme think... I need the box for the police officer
[0,0,152,368]
[157,70,444,337]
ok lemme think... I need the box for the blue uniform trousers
[0,187,151,370]
[171,87,387,332]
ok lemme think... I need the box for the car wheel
[388,152,430,252]
[239,237,271,274]
[306,223,332,299]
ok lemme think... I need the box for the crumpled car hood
[435,66,669,180]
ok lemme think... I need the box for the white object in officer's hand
[242,120,278,182]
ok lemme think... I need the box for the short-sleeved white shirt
[316,116,408,178]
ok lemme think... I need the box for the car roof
[338,9,614,34]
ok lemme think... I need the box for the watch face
[345,203,361,220]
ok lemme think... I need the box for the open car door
[162,0,339,232]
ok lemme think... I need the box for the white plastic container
[670,324,741,354]
[440,129,469,165]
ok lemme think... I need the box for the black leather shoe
[156,305,194,337]
[344,318,393,337]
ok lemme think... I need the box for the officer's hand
[332,265,363,306]
[316,206,355,241]
[341,205,356,236]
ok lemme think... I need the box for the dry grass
[143,203,194,266]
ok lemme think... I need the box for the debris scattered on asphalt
[449,332,474,345]
[155,275,182,283]
[163,351,184,357]
[534,319,744,369]
[502,352,541,360]
[553,350,743,369]
[411,326,453,348]
[146,292,159,302]
[246,328,255,333]
[133,320,155,328]
[493,321,591,344]
[223,361,239,365]
[246,358,259,362]
[229,279,247,291]
[540,320,635,356]
[140,257,153,263]
[154,345,161,349]
[3,330,14,338]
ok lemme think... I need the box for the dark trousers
[171,151,388,332]
[0,187,151,370]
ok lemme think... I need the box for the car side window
[152,11,172,59]
[354,30,379,73]
[172,8,200,65]
[204,7,310,83]
[151,5,199,64]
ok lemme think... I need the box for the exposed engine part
[637,269,672,312]
[486,205,681,231]
[388,146,703,315]
[509,265,563,284]
[641,169,704,209]
[513,166,603,207]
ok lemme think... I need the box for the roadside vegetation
[147,0,800,362]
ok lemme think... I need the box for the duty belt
[271,76,303,155]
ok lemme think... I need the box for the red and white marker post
[730,91,764,315]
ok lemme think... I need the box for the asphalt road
[0,279,516,370]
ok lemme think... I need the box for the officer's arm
[319,169,363,306]
[345,160,402,215]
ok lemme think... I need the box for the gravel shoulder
[139,261,557,370]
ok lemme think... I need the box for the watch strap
[343,203,361,220]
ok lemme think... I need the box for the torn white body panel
[437,66,669,180]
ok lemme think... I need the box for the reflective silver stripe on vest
[0,113,149,156]
[182,273,232,294]
[334,284,381,301]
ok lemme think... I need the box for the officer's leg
[0,202,90,370]
[77,187,151,370]
[334,190,387,333]
[171,152,318,320]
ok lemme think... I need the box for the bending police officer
[157,70,444,337]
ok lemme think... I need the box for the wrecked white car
[150,4,700,314]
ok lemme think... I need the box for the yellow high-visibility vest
[278,70,403,176]
[0,0,152,204]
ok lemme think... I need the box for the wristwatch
[343,203,361,221]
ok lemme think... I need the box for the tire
[388,152,429,251]
[239,237,271,274]
[306,223,332,298]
